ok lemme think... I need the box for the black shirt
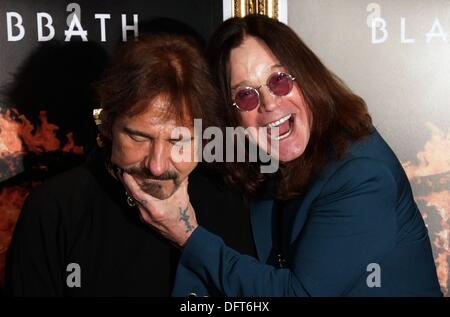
[5,152,255,296]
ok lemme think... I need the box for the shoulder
[20,164,100,224]
[321,157,397,199]
[344,129,403,174]
[317,131,401,202]
[28,164,97,203]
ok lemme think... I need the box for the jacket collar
[250,198,274,263]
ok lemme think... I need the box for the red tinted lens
[267,72,293,96]
[234,88,259,111]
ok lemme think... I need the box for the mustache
[123,166,179,181]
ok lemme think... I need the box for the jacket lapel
[250,199,274,263]
[287,195,312,244]
[287,160,341,244]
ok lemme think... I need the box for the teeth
[266,114,292,128]
[273,128,292,141]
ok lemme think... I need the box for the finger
[138,209,146,223]
[137,206,153,224]
[179,177,189,194]
[137,206,167,233]
[122,172,138,191]
[122,172,143,199]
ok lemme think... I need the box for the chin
[264,111,311,163]
[153,192,175,200]
[277,135,308,162]
[143,189,175,200]
[278,148,305,162]
[140,183,177,200]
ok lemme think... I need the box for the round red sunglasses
[232,72,296,111]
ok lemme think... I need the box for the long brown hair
[96,32,221,146]
[207,15,373,200]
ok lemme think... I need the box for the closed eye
[129,134,149,142]
[123,126,152,143]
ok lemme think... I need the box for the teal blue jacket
[172,130,442,296]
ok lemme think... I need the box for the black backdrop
[0,0,223,180]
[0,0,222,87]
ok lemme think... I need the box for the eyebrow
[230,64,285,90]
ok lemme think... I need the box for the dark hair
[207,15,373,200]
[96,29,221,145]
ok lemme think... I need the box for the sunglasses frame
[232,72,296,112]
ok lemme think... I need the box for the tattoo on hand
[179,207,194,233]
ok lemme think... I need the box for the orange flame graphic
[402,122,450,296]
[0,107,85,288]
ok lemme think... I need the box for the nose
[258,86,278,112]
[145,140,170,177]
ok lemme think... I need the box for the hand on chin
[122,172,198,247]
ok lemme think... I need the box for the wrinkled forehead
[123,94,194,128]
[228,36,283,84]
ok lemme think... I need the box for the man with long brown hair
[5,21,255,296]
[123,15,442,297]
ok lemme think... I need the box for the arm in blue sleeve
[176,158,398,296]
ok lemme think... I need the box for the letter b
[37,12,55,41]
[7,12,25,41]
